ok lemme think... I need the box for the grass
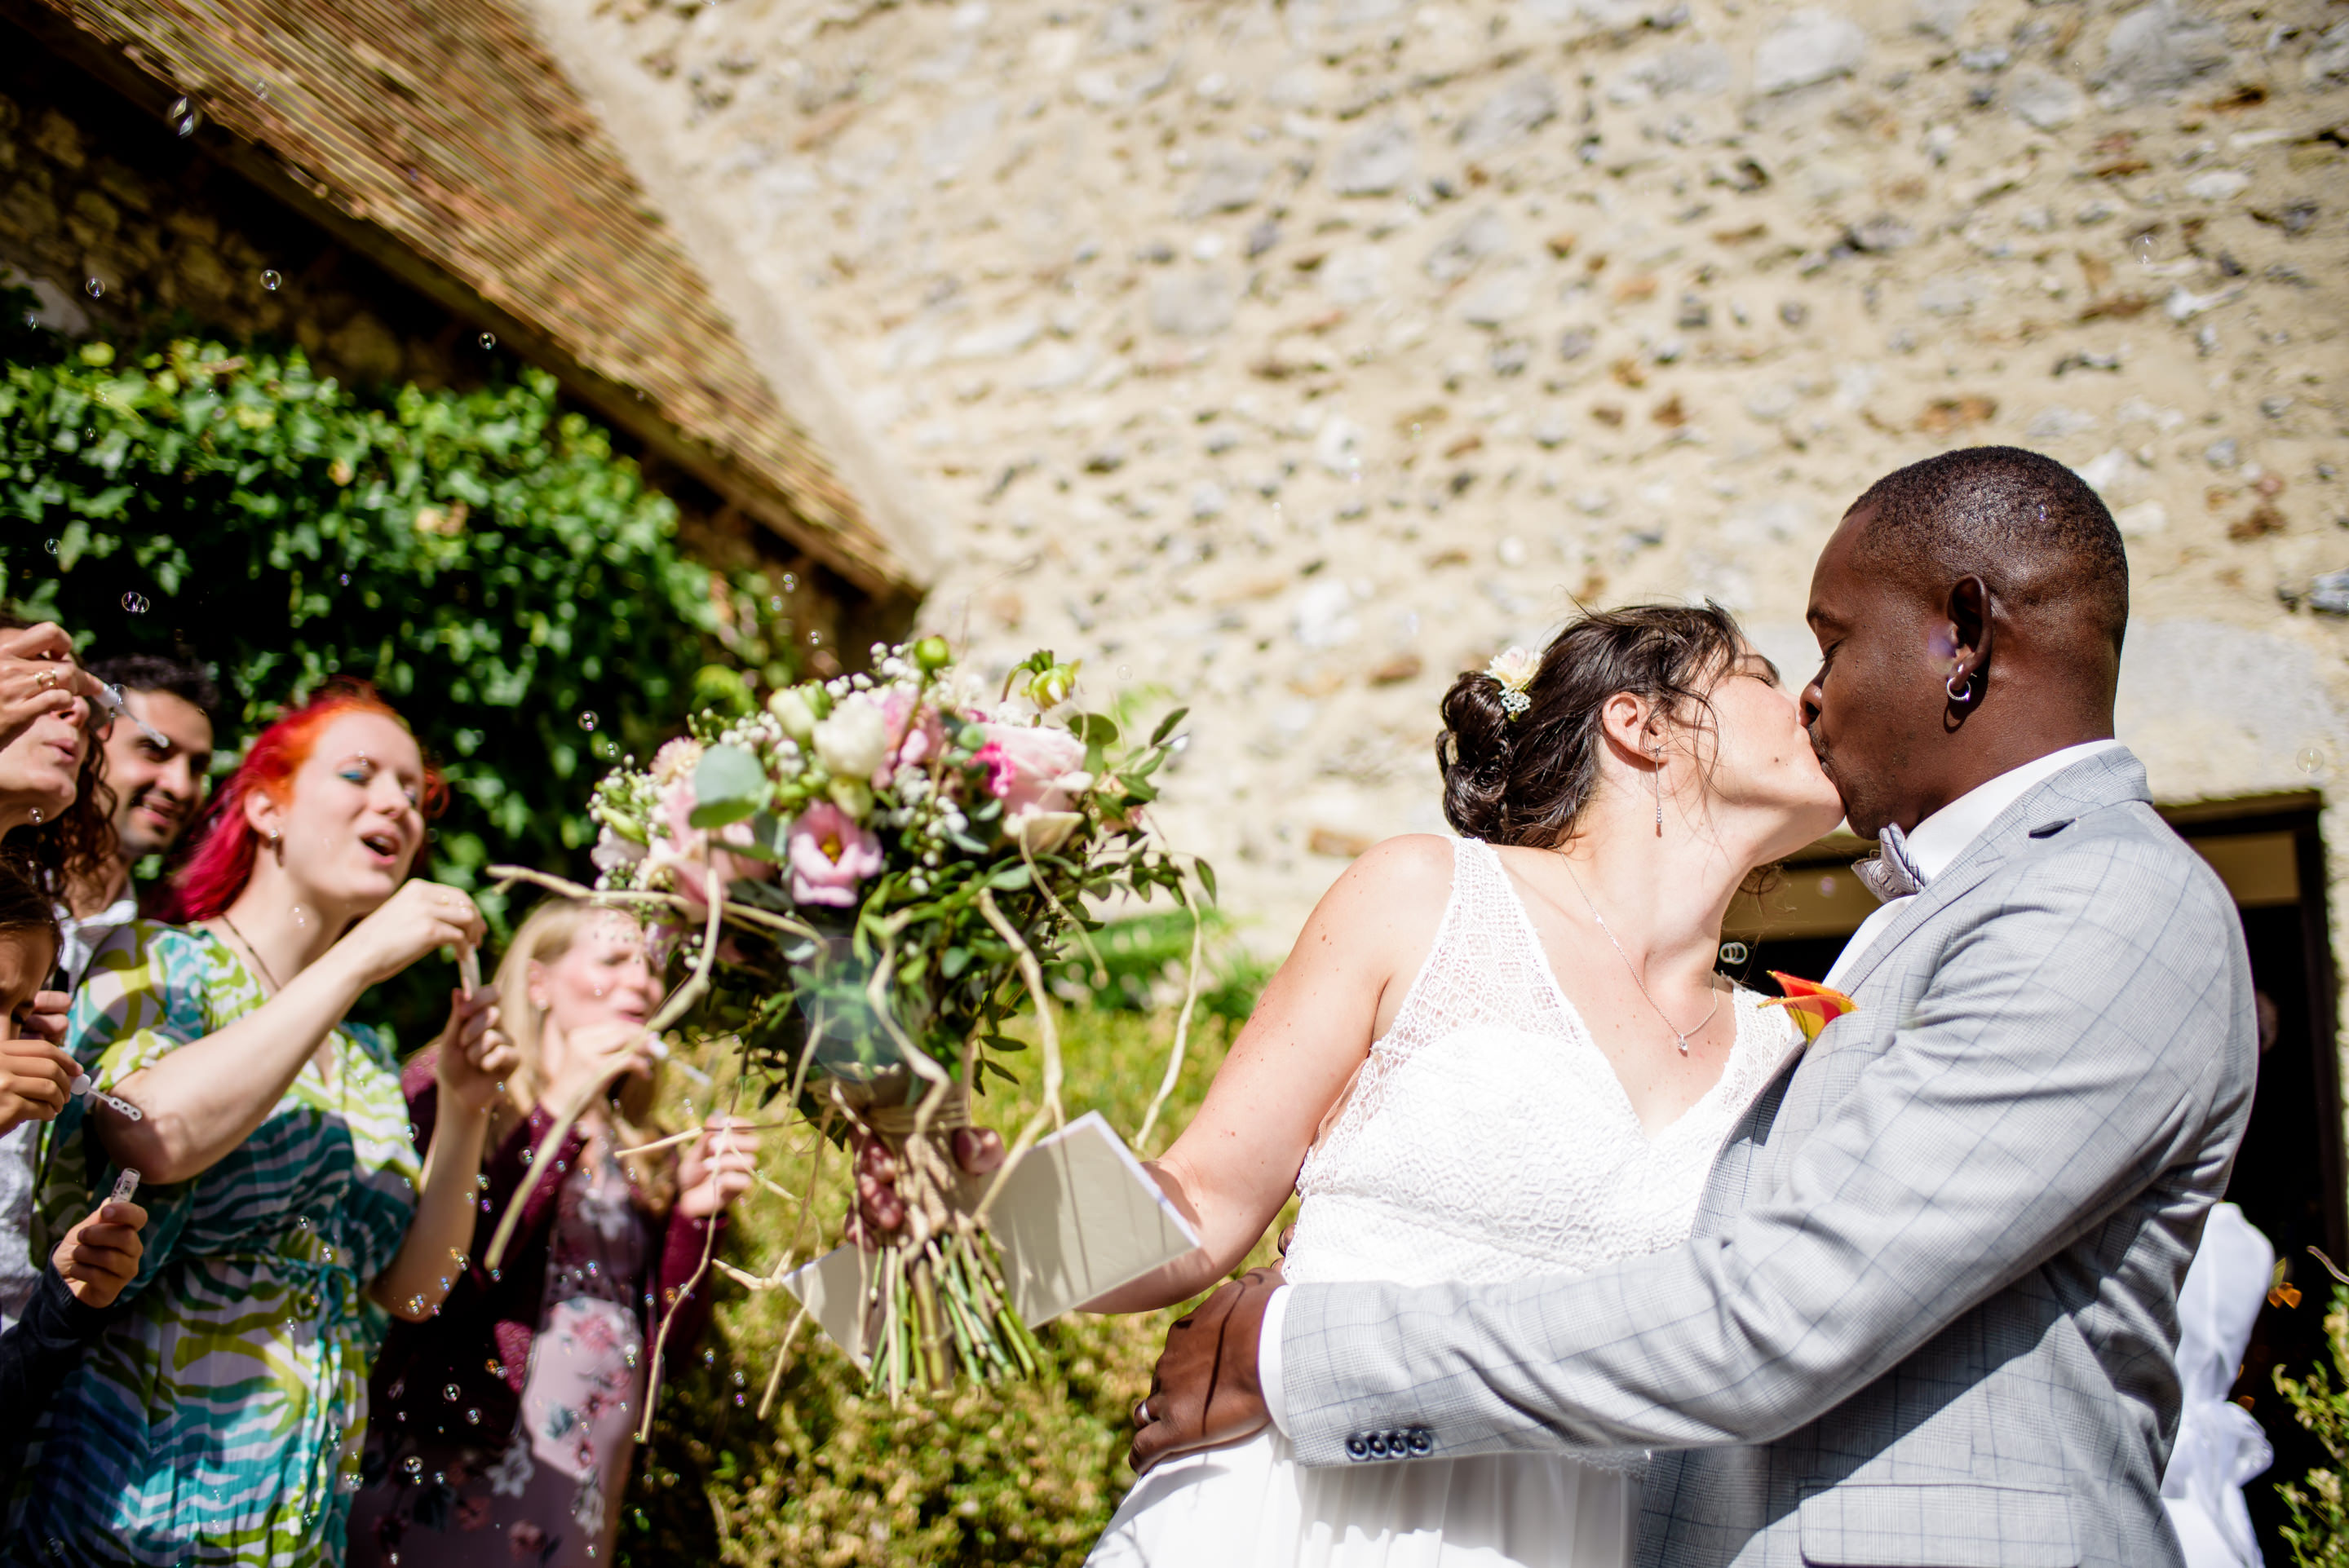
[617,1004,1283,1566]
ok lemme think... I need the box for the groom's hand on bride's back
[1129,1265,1281,1474]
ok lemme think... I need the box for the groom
[1130,445,2257,1567]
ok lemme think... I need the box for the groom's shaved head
[1803,445,2128,837]
[1848,446,2130,657]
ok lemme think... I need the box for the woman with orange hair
[5,682,518,1567]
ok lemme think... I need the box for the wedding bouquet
[489,640,1206,1403]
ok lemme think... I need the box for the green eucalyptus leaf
[688,744,769,828]
[1149,706,1189,745]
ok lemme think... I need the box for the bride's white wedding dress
[1090,837,1801,1568]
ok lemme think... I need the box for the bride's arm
[1082,835,1454,1314]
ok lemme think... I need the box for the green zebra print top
[7,922,422,1566]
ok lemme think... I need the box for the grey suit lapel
[1826,748,2154,998]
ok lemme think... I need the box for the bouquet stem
[861,1219,1040,1397]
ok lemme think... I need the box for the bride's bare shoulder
[1313,834,1457,927]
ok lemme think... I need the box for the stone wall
[535,0,2349,947]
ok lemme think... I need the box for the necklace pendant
[1676,1036,1691,1056]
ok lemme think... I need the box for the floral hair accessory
[1486,646,1540,718]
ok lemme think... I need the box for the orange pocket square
[1760,972,1859,1042]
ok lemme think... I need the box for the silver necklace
[1558,859,1721,1057]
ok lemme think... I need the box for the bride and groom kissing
[1086,444,2258,1568]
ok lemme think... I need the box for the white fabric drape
[2161,1203,2275,1568]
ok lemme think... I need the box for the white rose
[767,686,819,741]
[1485,646,1541,692]
[813,696,890,779]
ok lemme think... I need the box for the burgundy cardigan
[367,1052,726,1448]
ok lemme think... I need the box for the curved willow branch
[972,888,1065,1225]
[1133,900,1205,1155]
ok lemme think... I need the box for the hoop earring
[1946,669,1975,704]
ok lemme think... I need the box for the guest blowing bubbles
[352,900,756,1567]
[7,682,517,1568]
[0,860,149,1526]
[0,613,113,1332]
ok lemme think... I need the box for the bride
[1084,602,1846,1566]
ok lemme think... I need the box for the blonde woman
[352,899,756,1567]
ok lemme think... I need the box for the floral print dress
[3,923,421,1567]
[349,1142,650,1567]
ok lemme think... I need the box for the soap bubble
[28,809,42,824]
[42,538,57,554]
[167,97,200,136]
[261,270,281,291]
[781,572,799,592]
[444,1383,459,1401]
[578,711,598,731]
[807,629,825,647]
[122,592,149,614]
[1117,665,1133,680]
[402,1455,423,1478]
[1816,874,1838,898]
[2298,746,2325,775]
[466,1407,480,1424]
[1719,941,1750,966]
[83,277,103,298]
[479,332,496,349]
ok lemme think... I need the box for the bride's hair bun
[1435,603,1749,848]
[1436,673,1518,843]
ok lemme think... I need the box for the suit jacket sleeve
[1277,832,2252,1464]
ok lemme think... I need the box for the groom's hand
[1130,1265,1281,1475]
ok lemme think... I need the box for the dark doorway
[1726,796,2342,1565]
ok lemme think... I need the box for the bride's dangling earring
[1651,741,1665,835]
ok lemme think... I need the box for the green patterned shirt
[7,922,422,1566]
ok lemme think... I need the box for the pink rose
[787,801,885,908]
[975,722,1087,819]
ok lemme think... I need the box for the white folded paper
[781,1110,1201,1367]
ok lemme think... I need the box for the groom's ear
[1946,574,1993,686]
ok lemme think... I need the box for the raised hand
[0,622,104,757]
[51,1199,148,1310]
[677,1115,760,1218]
[334,880,487,988]
[0,1037,79,1136]
[432,987,517,1119]
[1130,1265,1283,1475]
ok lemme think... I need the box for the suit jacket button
[1345,1436,1369,1460]
[1408,1429,1433,1455]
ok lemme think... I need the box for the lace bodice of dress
[1284,837,1799,1289]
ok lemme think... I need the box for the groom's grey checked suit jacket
[1278,748,2258,1567]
